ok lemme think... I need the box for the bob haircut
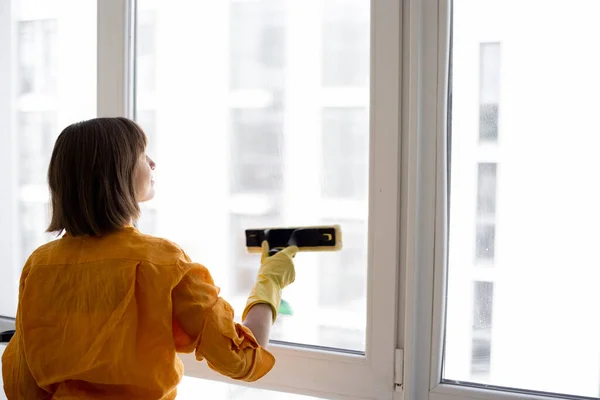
[47,117,147,237]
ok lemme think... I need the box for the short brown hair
[47,117,147,237]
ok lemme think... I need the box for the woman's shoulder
[131,228,182,250]
[126,228,190,265]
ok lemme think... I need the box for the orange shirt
[1,226,275,399]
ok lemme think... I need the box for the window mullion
[97,0,133,118]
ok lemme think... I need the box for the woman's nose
[147,155,156,170]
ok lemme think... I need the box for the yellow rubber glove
[242,240,299,324]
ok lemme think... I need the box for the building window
[18,112,57,186]
[18,19,57,96]
[322,0,370,87]
[471,281,494,378]
[479,43,501,142]
[230,0,286,91]
[475,223,495,261]
[19,202,53,265]
[477,163,497,217]
[321,107,369,199]
[230,108,284,194]
[136,10,157,92]
[475,163,497,263]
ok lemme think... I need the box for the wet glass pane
[134,0,370,352]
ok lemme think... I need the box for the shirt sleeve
[171,258,275,382]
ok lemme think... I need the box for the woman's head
[47,117,155,237]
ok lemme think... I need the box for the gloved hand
[242,240,299,323]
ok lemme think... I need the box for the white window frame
[0,0,20,320]
[96,1,401,399]
[398,1,592,400]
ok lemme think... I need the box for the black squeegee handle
[266,229,301,257]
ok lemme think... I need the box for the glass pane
[134,0,370,352]
[0,0,97,318]
[445,0,600,397]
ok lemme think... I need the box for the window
[130,1,398,398]
[408,1,600,400]
[133,0,373,354]
[136,10,156,93]
[17,112,56,186]
[475,163,497,263]
[471,281,494,380]
[230,108,284,194]
[2,5,386,381]
[18,202,53,265]
[318,220,367,309]
[322,0,370,87]
[476,163,497,217]
[0,0,97,319]
[475,223,495,261]
[229,0,285,91]
[479,43,500,142]
[321,108,369,199]
[18,19,57,96]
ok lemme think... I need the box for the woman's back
[2,226,275,399]
[7,227,188,399]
